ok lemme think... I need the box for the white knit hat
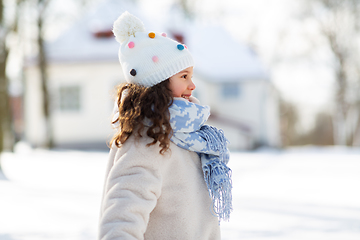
[113,11,194,87]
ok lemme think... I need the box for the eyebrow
[179,70,190,74]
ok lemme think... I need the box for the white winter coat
[98,132,221,240]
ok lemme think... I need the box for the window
[59,86,81,111]
[222,83,240,99]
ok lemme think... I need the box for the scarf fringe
[203,158,232,222]
[199,125,229,163]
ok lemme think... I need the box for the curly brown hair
[110,79,174,154]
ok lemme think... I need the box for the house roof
[45,0,269,81]
[185,25,269,82]
[45,0,146,63]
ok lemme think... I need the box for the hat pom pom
[113,11,145,44]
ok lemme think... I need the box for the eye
[181,74,187,79]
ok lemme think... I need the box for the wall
[194,75,279,149]
[25,61,124,148]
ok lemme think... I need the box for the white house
[183,26,281,149]
[24,0,139,149]
[24,0,281,150]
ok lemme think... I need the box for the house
[24,0,281,150]
[183,26,281,149]
[24,0,140,149]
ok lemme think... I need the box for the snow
[1,144,360,240]
[45,0,149,63]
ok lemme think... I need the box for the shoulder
[111,133,170,165]
[111,133,199,165]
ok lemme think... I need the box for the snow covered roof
[45,0,147,63]
[46,0,268,81]
[185,25,269,82]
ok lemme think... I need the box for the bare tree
[29,0,98,148]
[0,0,10,157]
[279,97,300,147]
[303,0,360,146]
[0,0,24,166]
[34,0,53,148]
[178,0,196,20]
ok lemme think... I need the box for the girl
[99,12,232,240]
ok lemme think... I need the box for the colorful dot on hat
[148,32,155,38]
[177,44,184,50]
[184,45,188,49]
[128,41,135,48]
[152,56,159,62]
[161,32,167,37]
[130,69,137,76]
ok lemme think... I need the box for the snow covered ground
[1,144,360,240]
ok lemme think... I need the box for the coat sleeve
[99,143,163,240]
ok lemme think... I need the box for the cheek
[170,81,186,97]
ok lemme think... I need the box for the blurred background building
[1,0,360,153]
[23,0,281,150]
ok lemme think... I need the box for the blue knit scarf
[169,98,232,222]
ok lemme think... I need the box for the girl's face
[169,67,195,101]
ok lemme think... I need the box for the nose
[188,79,196,91]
